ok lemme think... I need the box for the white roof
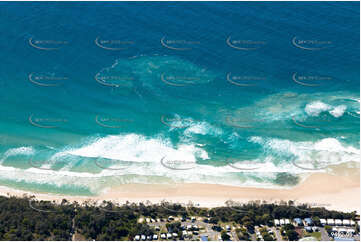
[285,219,290,224]
[161,234,166,239]
[335,219,342,224]
[145,218,150,222]
[167,233,172,238]
[153,235,158,239]
[172,233,178,237]
[274,219,280,224]
[343,219,350,224]
[134,235,140,240]
[182,231,187,235]
[280,219,285,224]
[320,219,326,223]
[141,235,146,239]
[327,219,335,223]
[350,220,355,225]
[347,229,355,233]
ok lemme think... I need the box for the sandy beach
[0,162,359,213]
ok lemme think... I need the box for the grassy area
[304,232,321,241]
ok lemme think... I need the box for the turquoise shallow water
[0,2,359,196]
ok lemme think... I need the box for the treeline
[0,196,358,240]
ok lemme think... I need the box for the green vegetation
[0,196,357,240]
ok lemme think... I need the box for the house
[160,234,166,239]
[294,218,303,226]
[152,235,158,240]
[187,225,192,230]
[201,235,208,241]
[168,216,174,221]
[285,219,290,224]
[342,219,351,226]
[350,220,355,226]
[280,219,285,225]
[304,218,313,226]
[155,226,160,231]
[167,233,172,239]
[347,229,355,234]
[134,235,140,241]
[141,235,146,241]
[182,231,188,237]
[305,226,312,232]
[146,218,150,223]
[146,235,152,240]
[274,219,280,226]
[327,219,335,225]
[150,218,155,223]
[226,225,231,231]
[172,233,178,238]
[335,219,343,226]
[191,216,196,222]
[320,219,327,226]
[312,226,319,232]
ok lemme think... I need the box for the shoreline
[0,162,359,213]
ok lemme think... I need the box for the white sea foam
[305,101,332,116]
[66,133,209,162]
[0,146,34,163]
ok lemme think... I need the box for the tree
[221,231,231,241]
[286,230,299,241]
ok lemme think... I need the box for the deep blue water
[0,2,359,196]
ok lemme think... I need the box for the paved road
[320,228,331,241]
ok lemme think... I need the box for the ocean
[0,2,359,196]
